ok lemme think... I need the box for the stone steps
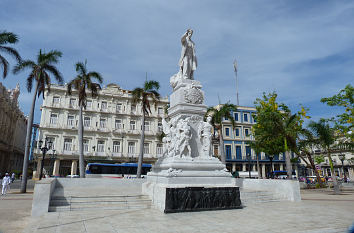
[49,194,152,212]
[240,189,281,204]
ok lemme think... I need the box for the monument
[142,29,242,213]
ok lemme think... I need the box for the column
[252,164,256,171]
[71,160,78,175]
[52,159,60,176]
[348,168,354,181]
[280,164,284,171]
[262,164,266,178]
[232,163,236,172]
[242,163,246,171]
[272,163,275,171]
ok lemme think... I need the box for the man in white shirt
[2,173,11,195]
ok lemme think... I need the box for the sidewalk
[22,188,354,233]
[0,183,34,233]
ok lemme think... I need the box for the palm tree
[249,140,262,178]
[132,80,160,178]
[0,31,21,78]
[13,49,63,193]
[206,103,237,164]
[308,120,340,194]
[67,60,103,178]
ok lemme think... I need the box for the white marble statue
[176,117,192,157]
[178,29,197,80]
[198,116,213,158]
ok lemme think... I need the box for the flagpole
[233,59,239,106]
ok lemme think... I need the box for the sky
[1,0,353,123]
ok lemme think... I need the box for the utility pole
[233,59,239,106]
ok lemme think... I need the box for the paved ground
[0,180,34,233]
[1,183,354,233]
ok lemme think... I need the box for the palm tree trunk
[137,112,145,178]
[78,104,85,178]
[328,152,340,194]
[285,151,292,179]
[307,153,323,186]
[218,129,225,164]
[20,81,39,193]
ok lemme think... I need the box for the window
[158,121,163,132]
[84,117,91,127]
[131,105,136,114]
[63,139,72,151]
[86,100,92,109]
[244,113,248,122]
[225,128,230,137]
[83,139,89,152]
[246,146,251,158]
[235,128,240,137]
[53,97,60,104]
[128,142,136,154]
[50,113,58,125]
[157,144,163,155]
[100,118,106,128]
[236,145,242,159]
[144,143,149,154]
[113,141,121,153]
[101,101,107,111]
[245,128,249,137]
[69,98,76,108]
[234,113,239,121]
[97,140,105,152]
[158,107,163,115]
[144,121,150,131]
[130,120,136,130]
[116,103,122,113]
[47,137,55,150]
[225,145,231,160]
[67,115,74,126]
[224,117,229,121]
[115,119,122,129]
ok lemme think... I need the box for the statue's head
[207,116,212,123]
[187,29,193,37]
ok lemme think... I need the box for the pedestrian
[2,173,11,195]
[11,173,15,183]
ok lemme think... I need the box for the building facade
[213,105,290,178]
[0,83,27,176]
[34,83,168,177]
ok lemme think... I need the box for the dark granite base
[165,186,242,213]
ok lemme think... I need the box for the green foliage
[13,49,63,97]
[321,84,354,140]
[314,155,325,164]
[67,60,103,108]
[132,80,160,115]
[206,102,237,130]
[0,30,21,78]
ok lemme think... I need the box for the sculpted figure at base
[198,116,213,158]
[176,117,192,157]
[178,29,197,80]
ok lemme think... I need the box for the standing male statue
[179,29,197,80]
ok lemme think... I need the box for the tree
[321,84,353,140]
[248,140,262,178]
[13,49,63,193]
[67,60,103,178]
[0,31,21,78]
[132,80,160,178]
[308,120,340,194]
[206,103,237,164]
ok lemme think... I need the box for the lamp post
[38,138,52,180]
[247,152,251,178]
[50,149,57,176]
[268,155,274,178]
[338,154,346,179]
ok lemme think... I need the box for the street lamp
[38,138,52,180]
[267,155,274,178]
[50,149,57,176]
[247,152,251,178]
[338,154,346,179]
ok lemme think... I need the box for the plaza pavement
[1,183,354,233]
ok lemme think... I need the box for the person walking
[11,173,15,183]
[2,173,11,195]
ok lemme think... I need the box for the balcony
[112,152,122,157]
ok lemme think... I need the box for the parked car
[66,175,80,178]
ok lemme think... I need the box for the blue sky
[1,0,353,123]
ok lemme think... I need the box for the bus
[85,163,152,178]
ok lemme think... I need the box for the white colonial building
[34,83,168,177]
